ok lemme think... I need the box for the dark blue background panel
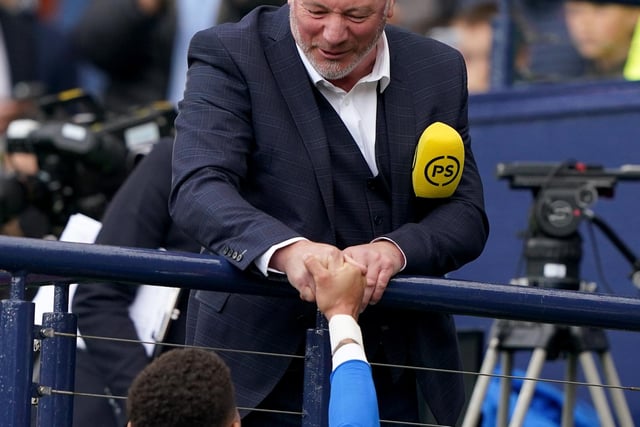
[452,80,640,420]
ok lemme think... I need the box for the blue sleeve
[329,360,380,427]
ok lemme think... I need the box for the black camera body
[0,95,176,236]
[498,161,640,237]
[497,161,640,290]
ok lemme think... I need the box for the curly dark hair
[126,348,237,427]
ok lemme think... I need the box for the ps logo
[412,121,464,198]
[424,155,461,187]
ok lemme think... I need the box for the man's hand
[303,254,366,320]
[343,240,403,307]
[270,240,344,302]
[0,99,35,134]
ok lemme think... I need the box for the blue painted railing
[2,235,640,426]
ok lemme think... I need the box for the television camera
[0,90,176,237]
[497,161,640,290]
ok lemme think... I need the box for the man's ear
[126,422,133,427]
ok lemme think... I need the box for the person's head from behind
[288,0,395,90]
[564,0,640,75]
[449,1,499,93]
[126,348,240,427]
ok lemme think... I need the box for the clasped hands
[271,240,404,312]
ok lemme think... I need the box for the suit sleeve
[385,43,489,276]
[329,360,380,427]
[169,27,303,270]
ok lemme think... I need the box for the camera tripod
[461,304,634,427]
[462,161,640,427]
[461,235,635,427]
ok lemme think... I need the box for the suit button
[367,179,376,190]
[374,215,383,225]
[222,247,229,255]
[236,254,243,262]
[232,251,239,260]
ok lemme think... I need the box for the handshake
[271,239,404,311]
[303,253,366,321]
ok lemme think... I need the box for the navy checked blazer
[170,4,489,425]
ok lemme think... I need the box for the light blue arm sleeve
[329,360,380,427]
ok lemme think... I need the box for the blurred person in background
[429,1,531,93]
[563,0,640,81]
[0,1,77,133]
[389,0,456,36]
[70,0,183,114]
[41,0,109,98]
[513,0,584,83]
[0,1,78,243]
[448,1,500,93]
[433,0,597,87]
[70,0,285,114]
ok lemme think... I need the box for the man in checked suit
[169,0,489,425]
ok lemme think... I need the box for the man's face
[564,2,639,64]
[452,19,494,93]
[289,0,394,85]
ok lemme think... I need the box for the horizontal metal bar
[1,236,640,331]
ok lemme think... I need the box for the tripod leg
[498,351,513,427]
[508,348,547,427]
[562,353,577,427]
[579,352,616,427]
[462,337,501,427]
[599,351,635,427]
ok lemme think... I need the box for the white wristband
[329,314,363,355]
[332,342,368,371]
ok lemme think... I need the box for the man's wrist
[372,237,407,272]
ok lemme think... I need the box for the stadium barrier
[2,235,640,427]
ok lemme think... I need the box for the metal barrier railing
[2,235,640,427]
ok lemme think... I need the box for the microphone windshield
[412,122,464,198]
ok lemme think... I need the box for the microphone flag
[411,121,464,198]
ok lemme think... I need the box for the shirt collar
[296,31,391,93]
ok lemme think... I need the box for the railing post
[0,272,36,427]
[36,282,77,427]
[302,312,331,427]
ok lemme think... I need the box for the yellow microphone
[411,122,464,198]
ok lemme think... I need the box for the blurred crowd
[1,0,638,159]
[1,0,638,155]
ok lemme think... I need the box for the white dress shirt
[255,32,406,276]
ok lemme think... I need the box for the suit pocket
[194,290,230,313]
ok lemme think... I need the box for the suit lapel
[382,53,417,229]
[262,16,421,233]
[264,10,336,231]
